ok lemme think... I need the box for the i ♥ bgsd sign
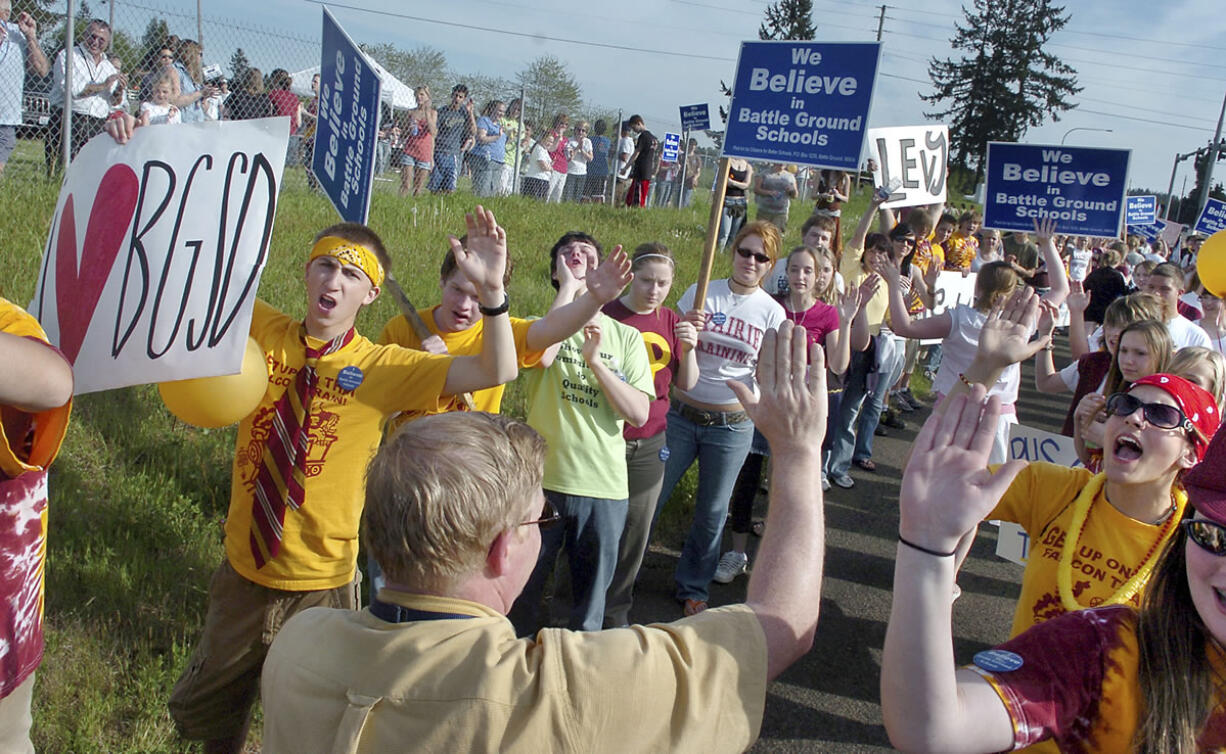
[30,118,289,395]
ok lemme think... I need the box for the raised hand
[727,321,827,453]
[836,286,859,323]
[583,244,633,305]
[1066,280,1091,314]
[1032,216,1057,244]
[857,274,881,310]
[450,205,507,299]
[580,322,603,364]
[899,387,1025,554]
[870,253,901,287]
[17,11,37,37]
[974,286,1042,370]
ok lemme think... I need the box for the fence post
[513,86,524,195]
[609,108,621,205]
[62,0,75,173]
[196,0,203,46]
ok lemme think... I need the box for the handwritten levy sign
[995,424,1083,565]
[30,118,289,395]
[866,125,948,209]
[314,8,382,225]
[983,143,1130,237]
[723,41,880,170]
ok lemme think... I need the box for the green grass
[0,138,877,751]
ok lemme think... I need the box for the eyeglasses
[1105,392,1191,432]
[736,247,771,264]
[519,499,561,530]
[1184,519,1226,556]
[896,237,916,248]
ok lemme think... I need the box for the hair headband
[309,236,385,288]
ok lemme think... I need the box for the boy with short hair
[168,207,518,754]
[0,299,73,754]
[509,231,654,634]
[1145,261,1212,350]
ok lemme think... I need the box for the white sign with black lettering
[867,124,948,209]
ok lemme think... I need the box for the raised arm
[729,322,827,681]
[848,192,886,256]
[18,13,49,77]
[1065,281,1091,359]
[580,323,649,427]
[882,388,1022,753]
[874,253,951,341]
[0,331,73,412]
[1034,217,1069,306]
[441,207,518,396]
[525,247,633,352]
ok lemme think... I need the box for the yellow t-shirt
[224,300,454,591]
[377,307,543,420]
[262,592,768,753]
[988,463,1181,638]
[944,233,978,271]
[840,244,889,336]
[0,298,71,478]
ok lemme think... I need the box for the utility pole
[1165,149,1199,220]
[876,5,886,42]
[1197,89,1226,220]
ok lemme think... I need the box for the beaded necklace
[1056,473,1186,612]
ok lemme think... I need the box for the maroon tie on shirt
[249,325,354,568]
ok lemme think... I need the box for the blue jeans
[427,152,460,192]
[827,337,906,475]
[509,490,628,634]
[654,405,754,602]
[717,202,748,250]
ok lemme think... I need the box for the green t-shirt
[525,314,653,499]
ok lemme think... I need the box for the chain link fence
[0,0,717,206]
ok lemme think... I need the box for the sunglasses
[736,247,771,264]
[1105,392,1191,432]
[519,499,561,530]
[1184,519,1226,557]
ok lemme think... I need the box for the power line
[300,0,739,62]
[1077,108,1218,132]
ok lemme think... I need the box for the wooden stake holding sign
[692,157,732,310]
[383,275,477,411]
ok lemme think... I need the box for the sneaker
[892,390,915,412]
[821,473,831,492]
[831,473,855,489]
[898,389,923,411]
[713,551,749,584]
[880,409,907,430]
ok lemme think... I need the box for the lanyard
[370,597,476,624]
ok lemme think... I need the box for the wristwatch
[479,293,509,317]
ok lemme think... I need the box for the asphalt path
[616,342,1074,751]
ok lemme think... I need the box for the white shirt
[50,44,118,119]
[1165,314,1213,350]
[616,135,634,179]
[676,279,785,405]
[0,22,31,126]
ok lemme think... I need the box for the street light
[1061,127,1114,145]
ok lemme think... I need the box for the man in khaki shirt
[260,323,829,754]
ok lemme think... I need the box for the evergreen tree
[229,48,251,83]
[923,0,1081,183]
[759,0,816,41]
[719,0,815,124]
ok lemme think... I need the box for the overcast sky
[119,0,1226,193]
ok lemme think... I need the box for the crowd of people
[10,14,1226,753]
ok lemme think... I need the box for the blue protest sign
[983,143,1130,237]
[313,8,382,225]
[661,132,681,163]
[723,41,880,170]
[1128,218,1165,242]
[680,104,710,131]
[1126,195,1157,226]
[1196,198,1226,236]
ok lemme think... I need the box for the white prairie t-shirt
[676,279,785,406]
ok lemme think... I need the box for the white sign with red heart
[29,118,290,395]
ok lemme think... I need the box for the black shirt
[632,130,658,179]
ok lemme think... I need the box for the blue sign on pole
[1195,197,1226,236]
[680,104,710,131]
[1126,195,1158,226]
[313,8,382,225]
[982,142,1131,237]
[722,41,880,170]
[661,132,681,163]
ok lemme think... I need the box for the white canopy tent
[290,56,417,111]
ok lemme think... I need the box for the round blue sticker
[973,649,1023,673]
[337,366,364,392]
[711,312,727,326]
[658,446,671,462]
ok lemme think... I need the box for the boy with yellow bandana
[168,207,519,754]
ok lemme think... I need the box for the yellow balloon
[1198,230,1226,298]
[158,337,268,428]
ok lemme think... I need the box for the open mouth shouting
[1112,433,1143,464]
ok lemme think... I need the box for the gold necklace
[1056,473,1185,613]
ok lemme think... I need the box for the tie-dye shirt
[0,298,71,698]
